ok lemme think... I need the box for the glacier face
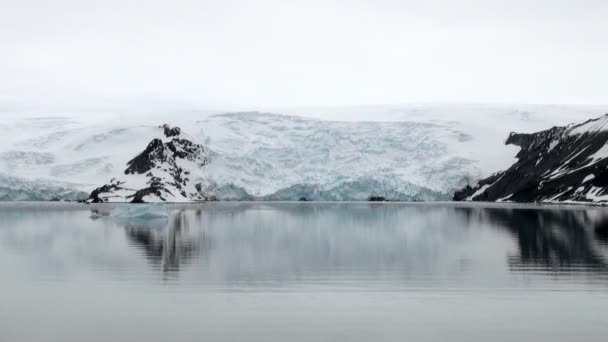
[0,173,88,201]
[0,104,606,201]
[195,112,478,200]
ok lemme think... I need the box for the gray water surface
[1,202,608,341]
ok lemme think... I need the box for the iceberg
[111,203,169,219]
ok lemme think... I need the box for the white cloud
[1,0,608,110]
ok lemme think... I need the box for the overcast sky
[2,0,608,110]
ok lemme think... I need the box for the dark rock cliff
[454,114,608,203]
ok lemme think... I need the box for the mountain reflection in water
[456,207,608,274]
[119,210,207,278]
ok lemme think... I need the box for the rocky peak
[162,124,181,137]
[86,125,210,203]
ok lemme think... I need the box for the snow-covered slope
[1,104,607,201]
[454,114,608,203]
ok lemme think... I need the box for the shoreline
[0,200,605,211]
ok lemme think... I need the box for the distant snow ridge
[86,124,210,203]
[454,114,608,203]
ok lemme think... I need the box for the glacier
[0,173,88,201]
[1,104,607,201]
[195,112,477,200]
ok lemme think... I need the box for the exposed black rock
[125,139,166,175]
[453,184,473,201]
[454,114,608,203]
[127,177,173,203]
[162,124,181,137]
[124,130,207,176]
[368,196,386,201]
[87,178,131,203]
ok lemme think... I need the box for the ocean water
[1,202,607,341]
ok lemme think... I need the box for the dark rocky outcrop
[454,114,608,203]
[453,184,473,201]
[127,177,174,203]
[125,139,166,175]
[87,178,130,203]
[85,125,210,203]
[162,124,181,137]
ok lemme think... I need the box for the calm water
[1,202,608,341]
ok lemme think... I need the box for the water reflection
[122,204,608,287]
[117,210,207,278]
[456,207,608,273]
[5,203,608,342]
[1,203,608,288]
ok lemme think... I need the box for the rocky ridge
[454,114,608,203]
